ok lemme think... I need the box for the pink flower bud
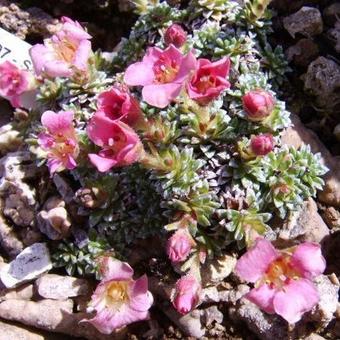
[242,89,275,122]
[250,133,274,156]
[164,24,187,48]
[172,274,201,314]
[167,229,193,263]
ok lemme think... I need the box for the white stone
[0,243,52,288]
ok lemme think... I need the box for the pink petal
[290,242,326,279]
[208,57,230,77]
[124,61,155,86]
[246,284,276,314]
[62,20,92,40]
[142,83,182,108]
[130,275,154,312]
[73,40,92,71]
[29,44,52,76]
[41,110,74,134]
[38,133,55,149]
[175,50,197,83]
[87,111,116,146]
[100,258,134,281]
[43,59,72,78]
[65,154,77,170]
[163,44,183,63]
[235,238,279,283]
[47,158,63,174]
[273,278,319,324]
[87,305,149,334]
[88,153,117,172]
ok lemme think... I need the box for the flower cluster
[3,0,329,335]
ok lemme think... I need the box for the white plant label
[0,27,32,70]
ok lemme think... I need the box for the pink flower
[97,87,142,127]
[187,57,231,105]
[38,110,79,174]
[124,45,196,108]
[242,89,275,122]
[85,258,153,334]
[29,16,92,78]
[167,229,194,263]
[172,274,201,314]
[250,134,274,156]
[235,238,326,324]
[164,24,187,48]
[87,112,144,172]
[0,61,35,108]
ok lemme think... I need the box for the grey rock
[201,286,220,303]
[279,198,329,243]
[53,174,75,203]
[302,57,340,111]
[304,334,326,340]
[285,39,319,67]
[327,22,340,54]
[0,243,52,288]
[323,3,340,26]
[0,298,120,340]
[0,198,24,258]
[309,275,339,327]
[0,123,22,154]
[281,114,340,207]
[202,305,223,326]
[37,196,71,240]
[219,284,250,304]
[283,7,323,38]
[0,283,33,301]
[201,254,237,285]
[229,298,289,340]
[36,274,92,300]
[163,307,205,338]
[0,319,44,340]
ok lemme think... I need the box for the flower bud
[164,24,187,48]
[166,229,193,263]
[250,133,274,156]
[172,274,201,314]
[242,89,275,122]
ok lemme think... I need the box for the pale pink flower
[38,110,79,174]
[0,61,35,108]
[85,258,153,334]
[242,89,275,122]
[167,229,194,263]
[164,24,187,48]
[172,274,201,314]
[124,45,196,108]
[87,111,144,172]
[30,16,92,78]
[250,133,274,156]
[187,57,230,105]
[97,87,142,127]
[235,238,326,324]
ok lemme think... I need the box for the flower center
[153,56,179,84]
[54,39,77,63]
[106,281,129,306]
[195,75,216,94]
[262,256,301,289]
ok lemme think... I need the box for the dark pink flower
[167,229,194,263]
[235,239,326,324]
[250,134,274,156]
[187,57,231,105]
[30,16,92,78]
[172,274,201,314]
[85,258,153,334]
[87,112,144,172]
[97,87,142,127]
[38,110,79,174]
[242,89,275,122]
[124,45,196,108]
[0,61,35,108]
[164,24,187,48]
